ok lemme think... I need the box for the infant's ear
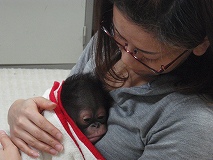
[193,37,210,56]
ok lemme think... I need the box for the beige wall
[0,0,93,66]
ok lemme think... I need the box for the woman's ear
[193,37,210,56]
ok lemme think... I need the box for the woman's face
[112,5,190,76]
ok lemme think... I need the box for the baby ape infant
[60,73,112,144]
[19,73,112,160]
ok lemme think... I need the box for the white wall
[0,0,90,65]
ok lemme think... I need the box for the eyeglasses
[100,11,188,74]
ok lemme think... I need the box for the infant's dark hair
[60,73,112,122]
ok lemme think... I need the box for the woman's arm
[0,130,21,160]
[8,36,96,158]
[8,97,63,158]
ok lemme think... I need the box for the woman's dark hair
[94,0,213,97]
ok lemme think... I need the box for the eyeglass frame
[100,10,189,74]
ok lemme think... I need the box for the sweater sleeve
[139,98,213,160]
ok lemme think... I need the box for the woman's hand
[8,97,64,158]
[0,130,21,160]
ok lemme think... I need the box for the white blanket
[21,81,105,160]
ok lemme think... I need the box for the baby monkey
[60,73,112,144]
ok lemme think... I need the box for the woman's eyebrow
[113,24,159,55]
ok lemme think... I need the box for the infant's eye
[97,116,107,123]
[83,118,91,123]
[98,116,105,120]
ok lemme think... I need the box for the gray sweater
[69,37,213,160]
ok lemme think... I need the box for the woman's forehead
[112,5,168,53]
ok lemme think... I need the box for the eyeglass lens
[100,10,188,74]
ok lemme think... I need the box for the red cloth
[49,81,105,160]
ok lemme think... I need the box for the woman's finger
[0,130,21,160]
[26,99,63,140]
[10,136,41,158]
[30,97,57,112]
[10,114,63,155]
[8,97,63,155]
[0,130,12,148]
[11,123,63,156]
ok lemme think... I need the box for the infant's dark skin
[61,73,112,143]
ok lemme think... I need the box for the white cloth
[21,81,105,160]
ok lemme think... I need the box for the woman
[0,131,21,160]
[5,0,213,159]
